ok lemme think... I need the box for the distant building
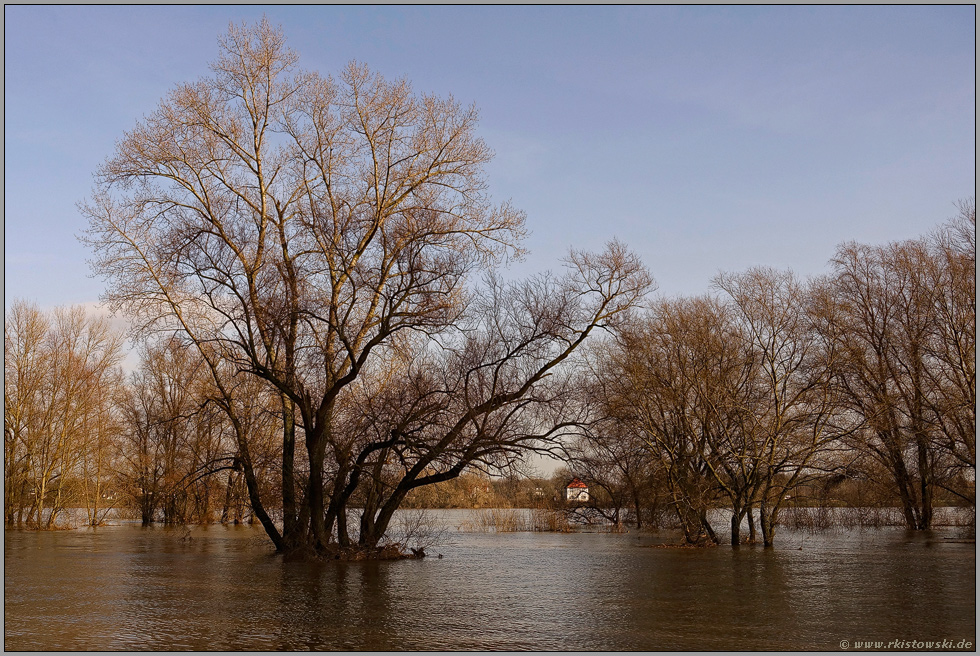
[565,477,589,502]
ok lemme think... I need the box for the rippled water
[4,511,975,651]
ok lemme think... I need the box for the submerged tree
[328,247,651,552]
[569,409,662,530]
[821,202,976,527]
[591,269,849,547]
[600,296,739,545]
[714,267,846,546]
[82,20,650,557]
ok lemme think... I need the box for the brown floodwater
[4,511,975,651]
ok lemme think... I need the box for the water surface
[4,513,975,650]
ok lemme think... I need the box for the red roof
[566,477,588,489]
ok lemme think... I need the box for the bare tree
[4,301,48,525]
[78,369,124,527]
[602,296,742,545]
[118,337,219,524]
[923,201,975,502]
[82,20,650,557]
[590,269,846,547]
[714,267,845,546]
[569,417,661,530]
[823,236,946,529]
[3,302,124,528]
[117,336,280,526]
[319,243,652,552]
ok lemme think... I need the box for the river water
[4,511,975,651]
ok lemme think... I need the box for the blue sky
[4,5,976,312]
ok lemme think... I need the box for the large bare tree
[592,270,847,547]
[82,20,650,557]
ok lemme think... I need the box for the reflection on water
[4,512,975,651]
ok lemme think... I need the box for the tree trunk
[141,492,154,525]
[305,422,332,550]
[760,498,780,547]
[221,464,241,524]
[699,510,718,545]
[232,422,284,551]
[632,491,643,529]
[917,439,933,530]
[364,487,410,550]
[731,507,742,546]
[281,397,297,538]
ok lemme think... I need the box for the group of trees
[5,304,124,528]
[117,337,281,526]
[4,21,973,556]
[572,203,975,546]
[4,309,268,529]
[71,20,651,558]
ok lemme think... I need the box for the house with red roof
[565,477,589,502]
